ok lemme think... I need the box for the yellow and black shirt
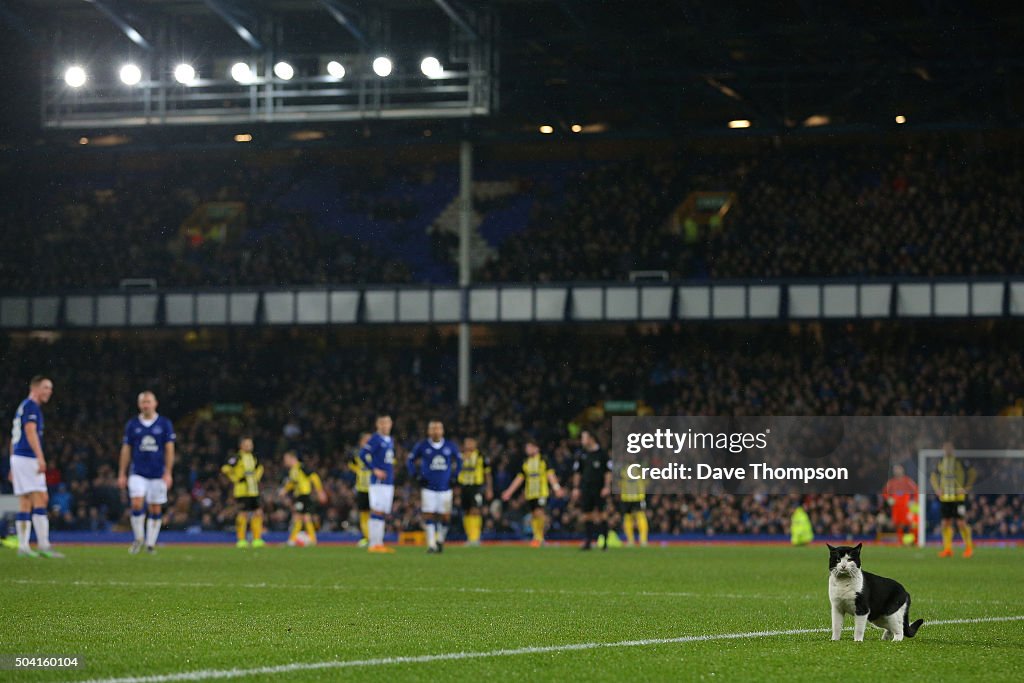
[521,453,553,500]
[284,462,323,497]
[458,449,491,486]
[221,450,263,499]
[348,454,370,493]
[932,455,975,502]
[620,468,647,502]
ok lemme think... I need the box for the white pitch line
[3,578,1016,606]
[69,615,1024,683]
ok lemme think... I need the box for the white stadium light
[119,63,142,86]
[231,62,254,84]
[895,114,907,124]
[420,56,443,79]
[64,65,87,88]
[273,61,294,80]
[326,60,346,79]
[728,119,752,129]
[174,63,196,85]
[372,56,393,77]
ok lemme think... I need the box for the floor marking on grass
[4,578,1017,606]
[68,615,1024,683]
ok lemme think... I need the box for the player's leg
[636,507,649,546]
[421,489,437,551]
[437,490,453,550]
[144,477,168,552]
[127,475,147,553]
[31,484,59,557]
[357,491,370,547]
[235,499,251,548]
[598,501,610,550]
[251,506,265,548]
[958,515,973,557]
[622,502,635,545]
[15,491,34,555]
[287,509,302,545]
[530,504,546,546]
[939,510,954,557]
[368,484,394,552]
[302,513,317,545]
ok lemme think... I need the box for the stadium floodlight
[571,124,583,133]
[372,56,393,77]
[539,125,554,134]
[64,65,87,88]
[728,119,751,129]
[230,62,254,84]
[174,64,196,85]
[273,61,294,80]
[326,60,346,79]
[119,63,142,86]
[420,56,443,79]
[233,133,252,142]
[895,114,907,124]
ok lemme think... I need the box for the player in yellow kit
[619,466,648,546]
[458,437,492,546]
[930,441,976,558]
[220,437,264,548]
[280,451,327,546]
[347,433,372,547]
[501,439,564,547]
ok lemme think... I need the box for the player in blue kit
[359,413,396,554]
[9,376,62,558]
[117,391,176,554]
[408,420,462,553]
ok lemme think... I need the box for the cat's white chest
[829,574,863,615]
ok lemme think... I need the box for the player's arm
[501,474,524,501]
[929,471,940,495]
[310,472,327,504]
[407,443,421,481]
[601,462,613,498]
[163,441,175,487]
[546,468,565,497]
[963,463,976,493]
[254,462,264,482]
[452,447,463,482]
[118,443,132,489]
[22,421,46,474]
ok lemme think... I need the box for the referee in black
[572,429,613,550]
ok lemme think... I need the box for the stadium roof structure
[0,0,1022,141]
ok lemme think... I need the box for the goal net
[916,449,1024,547]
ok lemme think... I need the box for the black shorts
[356,491,370,512]
[579,488,606,513]
[238,496,260,512]
[294,494,313,514]
[940,501,966,520]
[619,500,646,514]
[526,497,548,512]
[461,485,484,511]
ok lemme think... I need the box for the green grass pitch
[3,543,1023,682]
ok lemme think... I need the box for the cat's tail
[904,595,924,638]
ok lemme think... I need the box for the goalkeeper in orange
[930,441,976,558]
[882,464,918,545]
[280,451,327,546]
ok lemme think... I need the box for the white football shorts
[128,474,168,505]
[10,456,46,495]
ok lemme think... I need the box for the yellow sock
[961,524,973,551]
[359,511,370,540]
[467,514,481,542]
[304,520,317,544]
[636,512,649,545]
[623,513,634,543]
[290,519,302,542]
[531,516,545,542]
[942,525,953,551]
[251,516,263,541]
[235,514,248,542]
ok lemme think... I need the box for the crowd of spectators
[2,323,1022,541]
[3,137,1023,292]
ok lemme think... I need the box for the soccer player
[619,465,648,547]
[347,432,372,547]
[501,438,565,547]
[408,420,462,553]
[458,436,492,546]
[221,436,265,548]
[359,413,396,553]
[9,376,62,558]
[882,464,919,546]
[117,391,176,555]
[571,429,612,550]
[280,451,327,546]
[930,441,976,558]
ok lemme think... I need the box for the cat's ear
[853,543,862,552]
[826,544,835,551]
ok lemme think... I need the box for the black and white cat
[827,543,924,642]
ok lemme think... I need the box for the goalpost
[916,448,1024,548]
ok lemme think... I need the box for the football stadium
[2,1,1024,681]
